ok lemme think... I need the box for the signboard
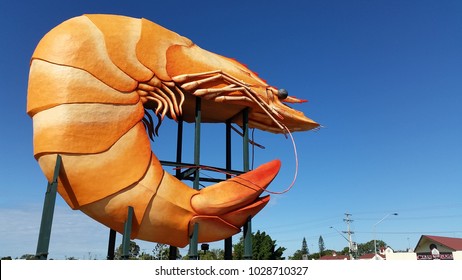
[416,252,453,260]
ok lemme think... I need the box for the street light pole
[373,213,398,260]
[330,226,354,259]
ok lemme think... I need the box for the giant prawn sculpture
[27,14,319,247]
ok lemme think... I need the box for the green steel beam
[188,97,201,260]
[243,216,252,259]
[160,160,243,177]
[175,118,184,179]
[121,206,134,259]
[188,223,199,260]
[224,119,233,260]
[242,108,250,172]
[35,154,61,260]
[169,117,183,260]
[242,108,253,259]
[193,97,201,190]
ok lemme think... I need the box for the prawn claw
[189,160,280,242]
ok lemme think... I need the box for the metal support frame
[168,117,184,260]
[121,206,134,259]
[224,119,233,260]
[101,97,255,260]
[107,229,116,260]
[35,154,61,260]
[242,108,253,259]
[160,102,253,260]
[188,97,201,260]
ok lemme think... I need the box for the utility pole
[343,213,356,259]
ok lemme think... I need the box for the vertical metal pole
[121,206,134,259]
[35,154,62,260]
[107,229,116,260]
[243,216,252,259]
[242,108,253,259]
[188,97,201,260]
[175,118,184,177]
[169,118,184,260]
[224,119,233,260]
[242,108,250,172]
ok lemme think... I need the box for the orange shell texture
[27,14,280,247]
[27,15,194,243]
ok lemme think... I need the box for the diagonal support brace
[121,206,134,259]
[35,154,62,260]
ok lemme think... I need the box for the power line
[342,213,357,259]
[343,213,354,246]
[355,230,462,235]
[355,214,462,221]
[352,202,462,216]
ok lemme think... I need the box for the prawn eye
[277,88,288,100]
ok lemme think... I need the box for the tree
[357,240,386,256]
[290,237,309,260]
[339,240,387,257]
[144,244,182,260]
[199,248,224,260]
[151,243,171,260]
[233,230,286,260]
[19,254,36,260]
[139,252,153,260]
[115,241,140,259]
[318,236,325,256]
[340,246,350,255]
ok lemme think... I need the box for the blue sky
[1,0,461,259]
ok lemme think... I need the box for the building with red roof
[319,235,462,260]
[319,252,349,260]
[414,235,462,260]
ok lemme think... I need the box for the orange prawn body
[27,14,319,247]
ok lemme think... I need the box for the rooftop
[416,235,462,251]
